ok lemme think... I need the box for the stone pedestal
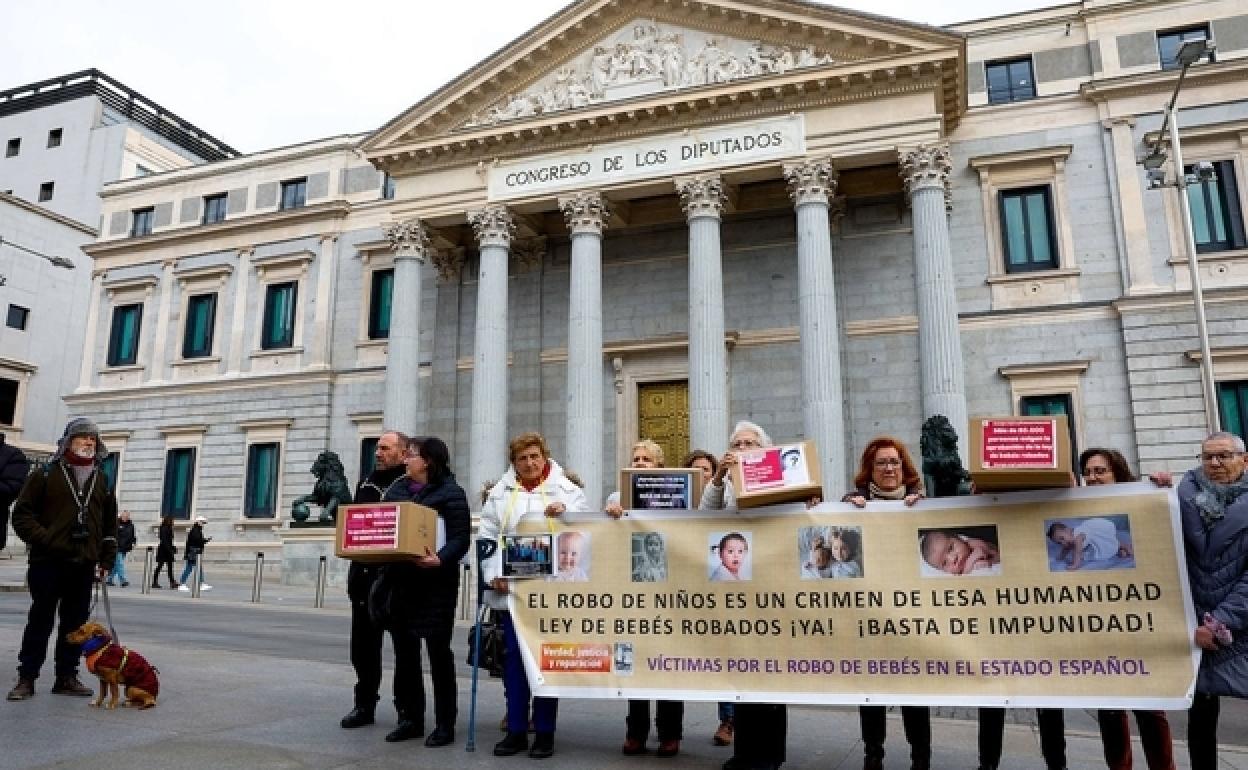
[279,526,348,588]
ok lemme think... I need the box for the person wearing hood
[340,430,410,732]
[7,418,118,701]
[106,510,136,587]
[480,431,589,760]
[0,431,31,553]
[366,435,471,747]
[177,516,212,591]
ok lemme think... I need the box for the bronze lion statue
[920,415,972,498]
[290,450,353,524]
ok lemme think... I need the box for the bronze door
[637,380,690,468]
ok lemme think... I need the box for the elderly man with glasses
[1177,431,1248,770]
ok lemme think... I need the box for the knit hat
[52,417,109,463]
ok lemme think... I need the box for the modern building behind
[64,0,1248,560]
[0,69,237,463]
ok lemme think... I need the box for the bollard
[141,546,154,595]
[251,551,265,603]
[314,555,328,609]
[460,563,471,620]
[190,560,202,598]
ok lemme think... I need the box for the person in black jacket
[7,417,117,701]
[153,515,178,589]
[0,432,31,553]
[340,430,410,731]
[107,510,136,587]
[371,435,471,747]
[177,517,212,591]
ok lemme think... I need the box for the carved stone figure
[290,450,353,524]
[920,415,972,498]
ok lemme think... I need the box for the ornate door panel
[637,380,690,468]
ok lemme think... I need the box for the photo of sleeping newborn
[917,526,1002,577]
[1044,515,1135,571]
[797,525,863,579]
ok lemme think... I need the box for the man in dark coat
[340,430,409,729]
[7,418,118,701]
[107,510,136,587]
[0,432,31,553]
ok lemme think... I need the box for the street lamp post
[1142,37,1221,433]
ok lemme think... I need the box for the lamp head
[1146,168,1168,189]
[1142,152,1167,170]
[1176,38,1216,67]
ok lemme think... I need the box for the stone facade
[67,0,1248,562]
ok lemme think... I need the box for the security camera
[1193,161,1217,182]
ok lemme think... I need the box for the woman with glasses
[1077,447,1175,770]
[843,437,928,770]
[701,420,787,770]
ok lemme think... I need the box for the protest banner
[505,483,1198,709]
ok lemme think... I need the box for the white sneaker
[201,584,213,591]
[177,585,189,592]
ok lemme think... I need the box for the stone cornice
[84,201,351,257]
[969,144,1073,171]
[65,369,335,404]
[1142,118,1248,147]
[1079,59,1248,105]
[0,192,97,235]
[998,360,1090,379]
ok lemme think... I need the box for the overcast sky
[1,0,1050,154]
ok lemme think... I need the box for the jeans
[107,552,128,585]
[179,558,205,585]
[17,561,94,679]
[501,611,557,734]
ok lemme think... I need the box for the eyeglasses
[731,439,761,450]
[873,459,902,468]
[1083,466,1112,476]
[1200,451,1243,464]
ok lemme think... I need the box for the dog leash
[91,579,121,645]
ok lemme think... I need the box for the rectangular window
[1158,25,1211,70]
[1019,393,1078,466]
[47,128,62,148]
[107,303,143,367]
[985,57,1036,105]
[99,452,119,492]
[6,304,29,330]
[161,448,196,519]
[5,138,18,157]
[279,178,307,210]
[382,173,396,200]
[182,293,217,359]
[1219,381,1248,444]
[244,443,281,518]
[1000,186,1059,272]
[134,165,152,177]
[131,207,154,236]
[1186,160,1247,254]
[368,268,394,340]
[261,282,298,349]
[0,377,17,426]
[360,437,378,483]
[202,193,228,224]
[38,182,54,202]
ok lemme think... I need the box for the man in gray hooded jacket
[6,418,118,701]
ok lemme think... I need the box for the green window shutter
[369,269,394,340]
[182,293,217,358]
[261,282,298,349]
[107,304,143,366]
[1219,381,1248,443]
[245,443,280,518]
[162,448,196,519]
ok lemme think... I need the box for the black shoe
[494,731,528,756]
[6,677,34,701]
[121,581,130,587]
[340,706,375,729]
[50,675,93,697]
[385,718,424,743]
[425,726,455,747]
[528,732,554,759]
[864,755,884,770]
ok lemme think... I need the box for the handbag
[466,609,505,678]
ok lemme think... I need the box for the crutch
[465,537,497,752]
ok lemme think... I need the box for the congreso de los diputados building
[62,0,1248,563]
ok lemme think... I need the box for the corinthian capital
[783,158,838,207]
[559,192,610,236]
[675,175,725,220]
[383,218,431,262]
[899,144,953,211]
[467,204,515,248]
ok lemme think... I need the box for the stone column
[559,191,609,508]
[227,247,253,373]
[382,219,431,434]
[676,175,729,454]
[466,205,514,502]
[900,144,970,462]
[785,159,846,494]
[148,259,177,382]
[78,270,105,389]
[309,234,339,369]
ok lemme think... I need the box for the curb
[0,582,25,593]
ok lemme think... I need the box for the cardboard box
[969,416,1074,492]
[335,502,440,562]
[730,440,823,509]
[619,468,703,509]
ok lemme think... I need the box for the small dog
[65,621,159,709]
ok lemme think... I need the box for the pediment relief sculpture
[465,20,842,128]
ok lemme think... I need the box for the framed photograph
[502,534,554,578]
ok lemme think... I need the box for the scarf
[869,482,907,500]
[1190,468,1248,527]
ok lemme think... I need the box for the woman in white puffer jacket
[478,431,587,760]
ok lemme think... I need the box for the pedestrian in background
[0,431,30,553]
[178,515,211,591]
[107,510,135,587]
[153,515,178,589]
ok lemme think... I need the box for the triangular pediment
[363,0,964,162]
